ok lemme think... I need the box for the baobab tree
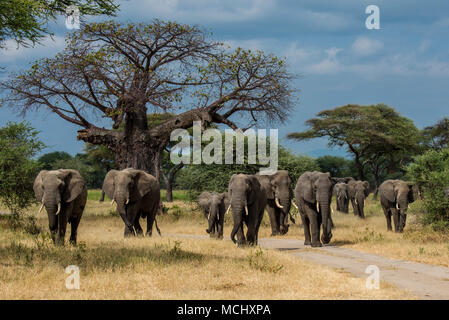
[2,20,295,179]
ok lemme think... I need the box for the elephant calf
[379,179,415,232]
[102,168,161,237]
[347,180,370,219]
[33,169,87,245]
[334,182,349,213]
[198,191,230,239]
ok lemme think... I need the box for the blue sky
[1,0,448,158]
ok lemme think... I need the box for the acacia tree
[421,117,449,151]
[2,21,295,179]
[0,0,119,48]
[287,104,421,191]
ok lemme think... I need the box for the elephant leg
[299,209,311,245]
[399,212,406,232]
[57,209,69,245]
[217,212,224,239]
[391,208,400,232]
[134,212,144,237]
[382,206,392,231]
[266,203,279,236]
[359,203,365,219]
[69,214,82,245]
[307,206,321,247]
[246,208,259,246]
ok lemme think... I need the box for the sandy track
[167,233,449,299]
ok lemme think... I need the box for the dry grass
[0,192,415,299]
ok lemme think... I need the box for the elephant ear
[221,192,230,210]
[198,192,211,210]
[407,183,416,203]
[102,170,119,201]
[133,171,155,198]
[302,174,316,204]
[381,181,396,203]
[257,174,274,199]
[363,181,371,197]
[60,170,86,203]
[33,170,48,202]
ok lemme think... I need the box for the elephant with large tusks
[379,179,416,232]
[347,180,370,219]
[33,169,87,245]
[198,191,230,239]
[334,182,350,213]
[256,170,295,236]
[294,172,343,247]
[228,174,267,246]
[101,168,161,237]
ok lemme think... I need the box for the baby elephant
[198,191,230,239]
[33,169,87,245]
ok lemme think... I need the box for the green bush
[0,121,44,214]
[407,148,449,228]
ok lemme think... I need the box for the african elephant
[198,191,230,239]
[334,182,349,213]
[294,171,341,247]
[228,174,267,246]
[102,168,161,237]
[33,169,87,245]
[379,179,415,232]
[347,180,370,218]
[256,170,294,236]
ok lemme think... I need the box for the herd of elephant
[32,168,415,247]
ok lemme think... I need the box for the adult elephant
[228,174,267,246]
[347,180,370,218]
[379,179,415,232]
[102,168,161,237]
[33,169,87,245]
[294,171,341,247]
[256,170,294,236]
[334,182,349,213]
[198,191,230,239]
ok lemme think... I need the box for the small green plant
[169,240,182,257]
[355,227,384,243]
[247,248,284,274]
[6,214,41,235]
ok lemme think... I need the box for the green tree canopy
[421,117,449,151]
[0,0,119,48]
[0,121,45,214]
[287,104,421,190]
[316,155,357,178]
[37,151,72,170]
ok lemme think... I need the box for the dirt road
[168,233,449,299]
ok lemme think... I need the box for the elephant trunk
[115,195,134,230]
[230,200,246,244]
[206,207,219,234]
[318,197,332,244]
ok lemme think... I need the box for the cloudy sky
[1,0,448,157]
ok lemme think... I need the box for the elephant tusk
[355,198,358,205]
[292,200,299,210]
[38,203,44,214]
[316,202,320,212]
[275,197,284,209]
[245,205,249,216]
[56,203,61,215]
[225,204,231,215]
[396,203,400,210]
[126,198,130,205]
[111,199,115,206]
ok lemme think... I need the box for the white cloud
[351,37,383,56]
[306,47,342,74]
[0,36,66,63]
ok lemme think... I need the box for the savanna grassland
[1,189,443,299]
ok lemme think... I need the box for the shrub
[407,148,449,228]
[0,122,45,214]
